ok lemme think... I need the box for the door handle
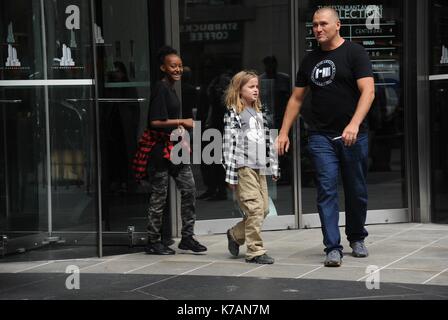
[66,98,146,103]
[0,99,22,103]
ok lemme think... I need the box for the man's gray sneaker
[226,229,240,257]
[324,249,342,267]
[350,241,369,257]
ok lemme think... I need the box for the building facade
[0,0,447,257]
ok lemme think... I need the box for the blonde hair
[225,70,262,114]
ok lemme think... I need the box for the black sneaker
[246,254,274,264]
[178,236,207,253]
[161,238,175,247]
[226,229,240,257]
[145,242,175,255]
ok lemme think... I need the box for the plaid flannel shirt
[222,106,280,185]
[132,129,174,181]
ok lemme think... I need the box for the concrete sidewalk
[0,223,447,300]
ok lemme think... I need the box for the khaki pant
[230,167,269,260]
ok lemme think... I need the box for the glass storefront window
[300,1,407,214]
[0,0,44,81]
[44,0,94,80]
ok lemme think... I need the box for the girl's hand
[272,176,279,182]
[177,125,185,136]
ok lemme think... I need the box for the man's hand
[275,87,308,156]
[227,183,237,191]
[342,122,359,147]
[341,76,374,147]
[275,133,290,156]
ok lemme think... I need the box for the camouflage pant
[147,163,196,243]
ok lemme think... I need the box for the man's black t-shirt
[295,40,373,134]
[149,80,181,133]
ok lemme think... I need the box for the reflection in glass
[0,88,48,235]
[49,87,98,232]
[96,0,153,233]
[430,80,448,223]
[430,0,448,223]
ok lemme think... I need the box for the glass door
[94,0,165,251]
[179,0,296,234]
[0,0,99,257]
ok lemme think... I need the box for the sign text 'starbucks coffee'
[180,22,241,43]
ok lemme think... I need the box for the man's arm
[151,118,194,129]
[341,77,375,146]
[276,86,309,156]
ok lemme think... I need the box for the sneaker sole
[324,261,342,267]
[352,252,368,258]
[245,259,274,265]
[145,250,175,255]
[177,249,207,255]
[177,247,207,253]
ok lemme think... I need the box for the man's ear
[160,65,166,73]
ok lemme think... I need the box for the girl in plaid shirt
[222,70,279,264]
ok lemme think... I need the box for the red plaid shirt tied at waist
[132,129,174,181]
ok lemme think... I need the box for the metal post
[91,0,103,257]
[403,0,420,223]
[292,0,308,229]
[416,0,432,223]
[40,0,53,236]
[165,0,183,238]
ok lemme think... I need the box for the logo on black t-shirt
[311,60,336,87]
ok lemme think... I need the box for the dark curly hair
[157,46,178,65]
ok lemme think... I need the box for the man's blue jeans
[308,132,369,255]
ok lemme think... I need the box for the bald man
[277,7,375,267]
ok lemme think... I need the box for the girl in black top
[144,46,207,255]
